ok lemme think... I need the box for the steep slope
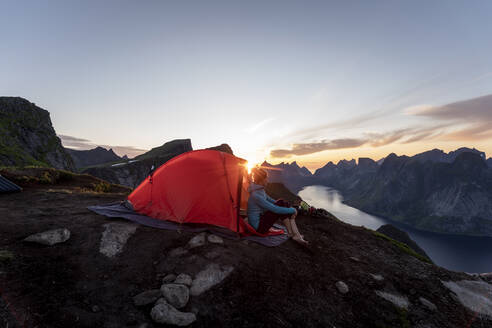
[1,179,491,327]
[0,97,74,170]
[66,147,122,169]
[377,224,431,260]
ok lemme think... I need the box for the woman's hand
[291,208,297,219]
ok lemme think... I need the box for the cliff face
[66,147,122,169]
[0,97,74,170]
[344,152,492,236]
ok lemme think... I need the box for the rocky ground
[1,171,492,327]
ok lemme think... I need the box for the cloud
[246,118,274,133]
[270,125,446,158]
[407,94,492,121]
[270,138,366,157]
[59,134,147,158]
[406,93,492,142]
[58,134,93,149]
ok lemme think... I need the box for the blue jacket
[247,183,296,230]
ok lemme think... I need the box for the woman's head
[252,167,268,185]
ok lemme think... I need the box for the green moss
[0,250,14,263]
[372,231,432,264]
[92,181,112,193]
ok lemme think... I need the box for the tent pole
[236,166,244,235]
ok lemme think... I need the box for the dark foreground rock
[0,174,491,327]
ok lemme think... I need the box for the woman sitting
[247,167,308,245]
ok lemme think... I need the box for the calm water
[299,185,492,273]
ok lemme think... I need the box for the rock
[91,305,101,313]
[335,281,349,294]
[419,297,437,311]
[187,232,207,249]
[162,274,177,283]
[24,228,71,246]
[160,284,190,309]
[349,256,360,262]
[174,274,192,287]
[205,250,221,260]
[369,274,384,281]
[441,280,492,316]
[133,289,162,307]
[168,247,188,257]
[190,263,234,296]
[375,291,409,309]
[151,300,196,326]
[99,223,137,257]
[207,234,223,244]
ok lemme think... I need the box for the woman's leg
[289,216,308,245]
[282,218,294,236]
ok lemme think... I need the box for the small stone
[174,273,192,287]
[24,228,71,246]
[91,305,101,313]
[161,284,190,309]
[207,234,224,244]
[335,281,349,294]
[151,300,196,326]
[419,297,437,311]
[375,291,409,309]
[162,274,177,283]
[187,232,207,249]
[349,256,360,262]
[168,247,188,257]
[99,223,137,257]
[190,263,234,296]
[369,274,384,281]
[133,289,162,307]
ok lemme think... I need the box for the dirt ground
[0,179,490,327]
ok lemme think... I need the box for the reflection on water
[299,185,492,273]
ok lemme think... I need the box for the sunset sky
[2,1,492,170]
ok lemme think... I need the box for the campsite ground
[0,169,491,327]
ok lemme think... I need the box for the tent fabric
[88,202,289,247]
[0,175,22,193]
[128,149,283,237]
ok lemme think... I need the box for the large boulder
[160,284,189,309]
[24,228,71,246]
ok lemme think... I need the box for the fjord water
[299,185,492,273]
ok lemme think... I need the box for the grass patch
[372,231,432,264]
[91,181,112,193]
[0,250,14,263]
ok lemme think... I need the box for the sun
[246,160,256,173]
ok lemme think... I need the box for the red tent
[127,150,282,236]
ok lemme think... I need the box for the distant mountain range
[265,147,492,236]
[65,147,124,169]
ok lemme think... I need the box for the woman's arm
[252,193,295,215]
[266,194,276,204]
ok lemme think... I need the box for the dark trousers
[257,199,292,234]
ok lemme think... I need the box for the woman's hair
[252,167,268,184]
